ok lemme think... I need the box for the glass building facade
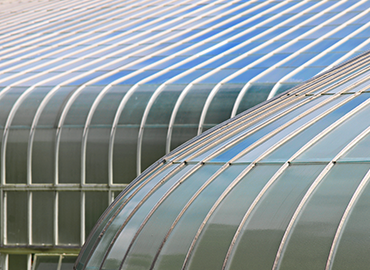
[76,51,370,269]
[2,0,370,269]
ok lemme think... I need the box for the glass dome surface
[75,51,370,269]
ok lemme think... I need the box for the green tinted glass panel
[11,86,51,127]
[279,163,370,269]
[7,191,28,244]
[145,85,183,125]
[153,165,246,270]
[117,85,155,125]
[86,127,110,184]
[99,165,197,270]
[8,254,28,270]
[6,128,29,184]
[61,256,77,270]
[85,165,181,269]
[226,164,325,270]
[59,192,80,244]
[76,164,167,268]
[120,164,221,270]
[174,84,214,125]
[32,128,55,183]
[204,83,243,126]
[170,126,198,151]
[32,191,54,244]
[34,256,59,270]
[90,85,130,126]
[37,86,77,127]
[85,192,109,239]
[59,127,82,184]
[186,164,281,270]
[63,85,103,126]
[0,87,27,127]
[113,126,139,184]
[235,83,273,115]
[141,126,167,172]
[331,168,370,269]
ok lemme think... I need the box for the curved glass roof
[75,51,370,269]
[1,0,370,184]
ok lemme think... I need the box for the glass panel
[8,254,28,270]
[32,191,54,244]
[115,164,222,270]
[59,127,82,184]
[32,128,55,183]
[204,83,243,126]
[237,94,350,163]
[170,126,198,152]
[86,127,110,184]
[6,128,29,184]
[117,85,156,125]
[141,126,167,172]
[60,256,77,270]
[255,68,295,83]
[296,93,370,162]
[152,165,245,270]
[197,69,238,84]
[227,68,264,84]
[113,126,139,184]
[7,191,28,244]
[145,84,183,125]
[59,191,80,245]
[76,164,169,268]
[263,94,362,162]
[90,85,130,126]
[63,85,103,126]
[226,164,325,270]
[186,164,281,270]
[331,167,370,269]
[36,86,77,127]
[0,87,28,127]
[85,192,109,239]
[34,256,59,270]
[279,163,370,269]
[86,165,192,269]
[212,95,330,162]
[189,95,312,163]
[11,86,51,127]
[174,84,215,126]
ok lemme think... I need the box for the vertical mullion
[81,191,86,245]
[28,191,32,245]
[3,191,7,245]
[27,254,32,270]
[54,191,59,245]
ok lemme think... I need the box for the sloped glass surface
[225,164,325,270]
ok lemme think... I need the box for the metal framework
[76,51,370,269]
[2,0,370,269]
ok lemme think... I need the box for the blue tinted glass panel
[253,54,288,68]
[210,96,329,162]
[280,53,316,67]
[227,68,265,83]
[307,52,346,67]
[93,71,134,85]
[287,67,324,82]
[255,68,295,83]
